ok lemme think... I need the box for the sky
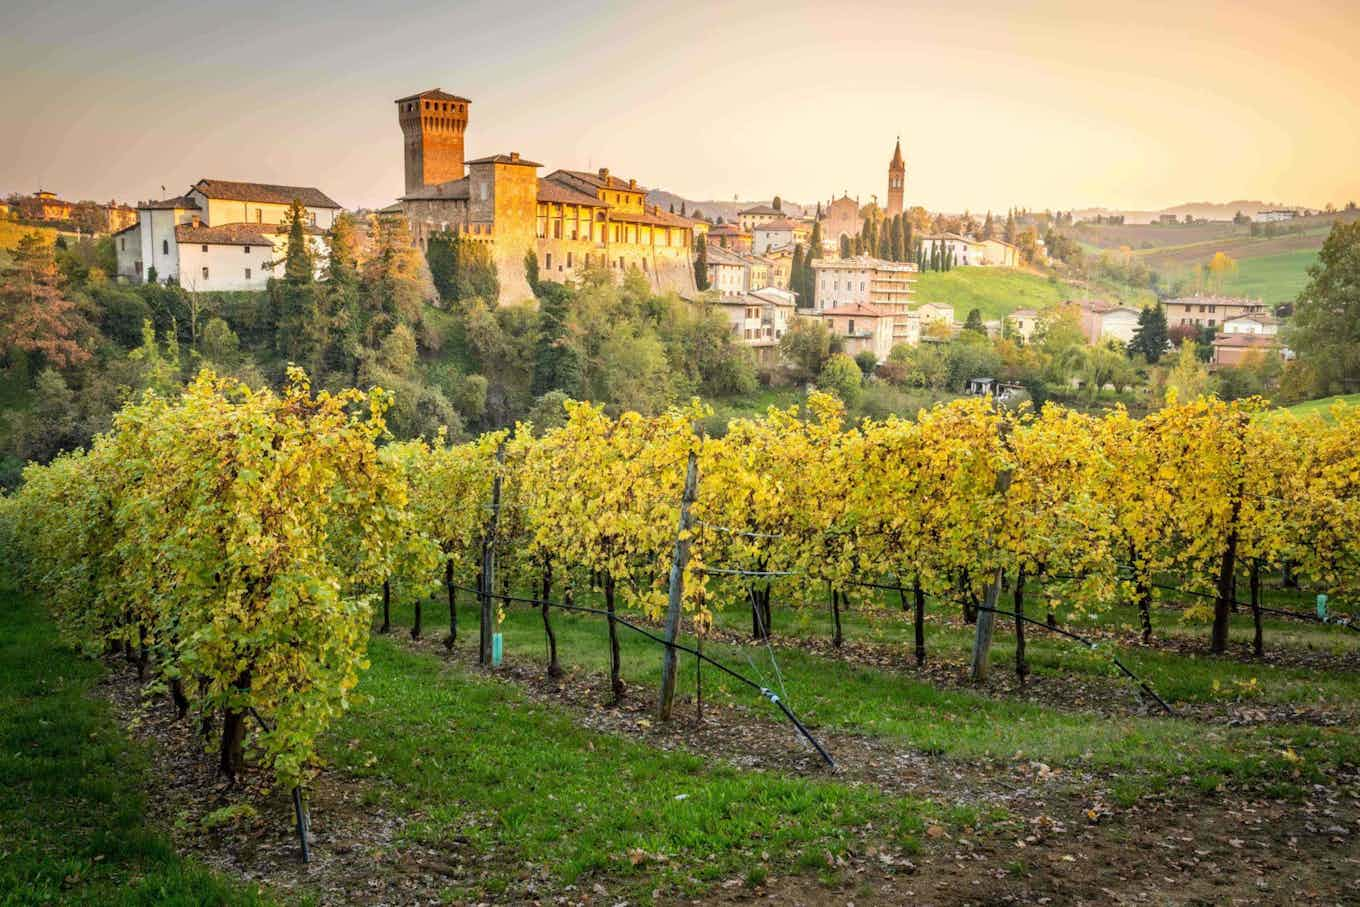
[3,0,1358,214]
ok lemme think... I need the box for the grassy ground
[329,636,951,899]
[381,580,1358,803]
[1285,393,1360,420]
[913,268,1073,321]
[1220,248,1318,304]
[0,580,270,905]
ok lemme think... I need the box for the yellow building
[396,89,696,303]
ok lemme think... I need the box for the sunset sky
[3,0,1357,214]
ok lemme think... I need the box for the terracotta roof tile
[192,178,340,209]
[174,221,322,246]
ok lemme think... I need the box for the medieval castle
[395,89,699,302]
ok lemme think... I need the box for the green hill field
[913,267,1152,321]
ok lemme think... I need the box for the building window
[202,267,209,280]
[202,244,208,253]
[848,320,856,334]
[119,237,125,251]
[566,252,573,268]
[255,208,262,223]
[545,253,552,270]
[244,245,251,254]
[163,240,169,255]
[244,268,251,280]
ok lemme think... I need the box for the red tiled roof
[193,179,341,209]
[466,153,542,168]
[738,204,781,216]
[174,221,322,246]
[549,168,646,195]
[400,177,470,202]
[753,218,805,233]
[536,179,605,207]
[1212,333,1280,349]
[140,195,200,210]
[707,223,749,236]
[395,88,471,104]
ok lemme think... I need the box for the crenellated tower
[396,89,471,196]
[886,136,905,217]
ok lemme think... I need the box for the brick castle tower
[886,136,905,218]
[396,89,471,195]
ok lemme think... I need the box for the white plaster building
[1222,312,1280,336]
[114,178,340,290]
[751,218,810,255]
[919,233,983,266]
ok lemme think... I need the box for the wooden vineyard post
[658,450,698,721]
[970,422,1014,683]
[480,444,504,667]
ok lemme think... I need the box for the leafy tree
[199,316,241,368]
[320,213,361,376]
[0,232,92,369]
[1205,251,1238,293]
[361,214,425,344]
[1165,340,1210,403]
[817,352,862,404]
[1289,219,1360,394]
[853,349,878,377]
[1128,304,1169,363]
[772,196,782,212]
[779,316,832,382]
[839,234,852,258]
[963,308,985,334]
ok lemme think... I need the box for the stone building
[113,178,336,289]
[1164,295,1268,331]
[17,190,74,221]
[817,193,863,252]
[705,245,774,297]
[751,218,810,255]
[705,222,753,251]
[811,256,918,347]
[396,88,696,303]
[737,204,782,233]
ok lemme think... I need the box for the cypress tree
[790,243,804,303]
[694,240,709,291]
[839,234,851,258]
[890,215,904,262]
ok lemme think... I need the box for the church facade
[396,88,698,303]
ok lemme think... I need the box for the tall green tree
[1289,219,1360,394]
[694,240,710,291]
[1128,304,1169,364]
[272,200,324,371]
[890,215,904,262]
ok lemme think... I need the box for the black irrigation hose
[767,572,1177,716]
[972,604,1176,716]
[447,584,837,769]
[1143,580,1360,633]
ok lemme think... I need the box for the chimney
[510,151,520,162]
[629,179,637,190]
[598,167,609,180]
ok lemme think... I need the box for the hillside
[912,267,1152,322]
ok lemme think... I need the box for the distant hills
[1071,201,1318,224]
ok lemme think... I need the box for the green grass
[330,634,946,900]
[1286,393,1360,420]
[0,580,271,905]
[914,268,1073,321]
[703,386,802,425]
[1221,248,1317,304]
[381,585,1358,802]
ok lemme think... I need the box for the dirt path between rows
[95,633,1360,906]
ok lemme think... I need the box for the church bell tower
[886,137,905,218]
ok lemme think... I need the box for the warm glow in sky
[3,0,1357,213]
